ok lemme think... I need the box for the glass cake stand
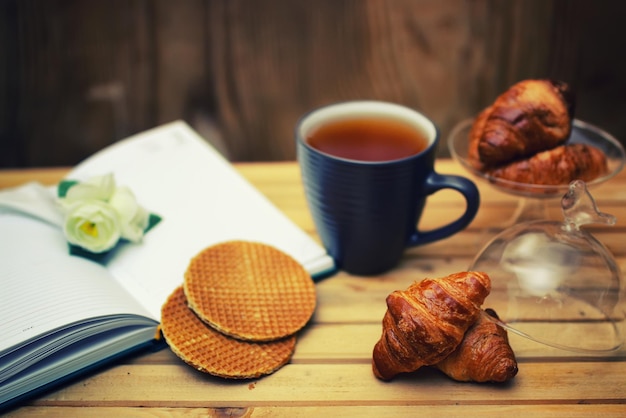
[448,118,625,230]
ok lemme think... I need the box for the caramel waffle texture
[160,286,297,379]
[184,241,316,341]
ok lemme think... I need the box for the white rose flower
[57,173,158,255]
[109,186,150,243]
[63,199,122,253]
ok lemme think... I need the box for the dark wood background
[2,0,625,167]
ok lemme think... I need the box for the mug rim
[295,100,440,165]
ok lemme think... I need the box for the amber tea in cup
[306,117,429,162]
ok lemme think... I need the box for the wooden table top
[2,159,625,417]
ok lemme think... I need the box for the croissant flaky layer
[372,271,491,381]
[435,308,518,383]
[486,143,607,185]
[468,79,574,170]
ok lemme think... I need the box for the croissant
[372,271,491,381]
[434,308,518,383]
[486,143,607,185]
[468,79,575,171]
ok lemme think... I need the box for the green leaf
[58,180,79,198]
[145,213,162,233]
[68,243,116,264]
[68,213,162,264]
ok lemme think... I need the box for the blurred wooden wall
[2,0,626,167]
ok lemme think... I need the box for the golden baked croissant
[434,308,518,383]
[487,143,607,185]
[468,79,575,171]
[372,271,491,381]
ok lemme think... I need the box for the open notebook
[0,121,335,410]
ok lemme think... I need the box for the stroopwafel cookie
[183,240,316,342]
[160,286,297,379]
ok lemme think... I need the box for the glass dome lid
[471,180,625,354]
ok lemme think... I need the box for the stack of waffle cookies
[160,240,317,379]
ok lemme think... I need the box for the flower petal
[109,187,150,242]
[64,174,116,203]
[63,199,121,253]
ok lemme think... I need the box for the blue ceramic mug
[296,101,480,275]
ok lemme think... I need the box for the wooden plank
[293,323,626,362]
[7,404,626,418]
[124,330,626,369]
[312,280,626,324]
[29,362,626,406]
[0,167,68,189]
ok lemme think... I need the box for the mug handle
[406,172,480,247]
